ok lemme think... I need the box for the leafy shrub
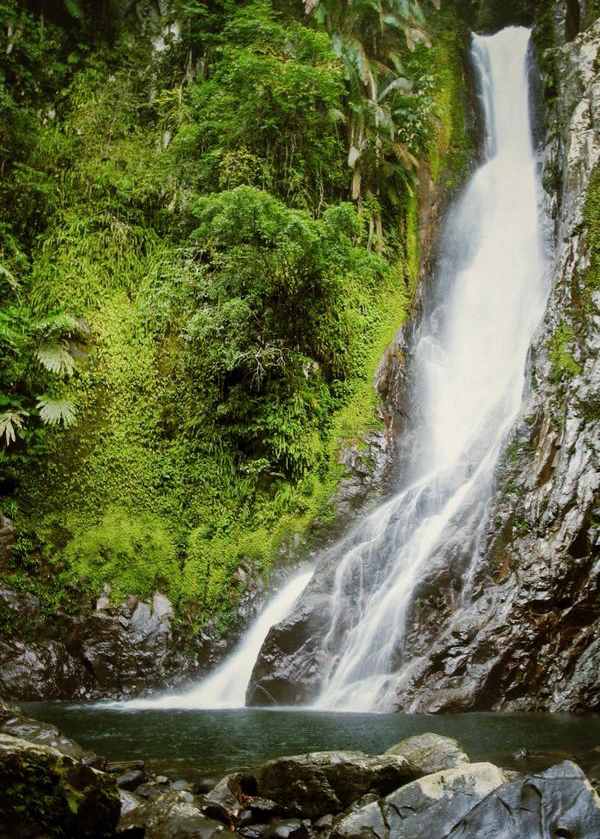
[162,186,387,479]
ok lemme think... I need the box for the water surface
[22,704,600,783]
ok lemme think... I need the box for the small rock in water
[156,775,169,785]
[119,789,142,815]
[171,778,191,791]
[135,782,165,801]
[248,797,282,819]
[239,825,270,839]
[107,759,145,774]
[117,769,146,791]
[265,819,309,839]
[513,747,529,761]
[195,777,219,794]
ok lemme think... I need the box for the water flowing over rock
[249,25,558,711]
[380,13,600,714]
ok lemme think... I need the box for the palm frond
[35,342,76,377]
[379,76,413,101]
[36,398,77,428]
[0,410,27,446]
[34,313,90,339]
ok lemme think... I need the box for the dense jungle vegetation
[0,0,547,631]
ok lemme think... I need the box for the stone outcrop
[331,762,507,839]
[0,586,191,700]
[331,761,600,839]
[255,752,418,819]
[384,733,469,775]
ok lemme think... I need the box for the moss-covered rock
[0,734,120,839]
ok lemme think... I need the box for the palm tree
[305,0,430,249]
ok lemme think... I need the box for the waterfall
[126,568,313,709]
[303,26,550,712]
[127,27,549,715]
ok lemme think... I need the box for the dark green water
[21,704,600,783]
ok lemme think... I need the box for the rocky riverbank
[2,698,600,839]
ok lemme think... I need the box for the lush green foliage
[0,0,470,630]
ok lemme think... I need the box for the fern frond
[35,342,75,377]
[36,398,77,428]
[0,265,18,290]
[0,410,27,446]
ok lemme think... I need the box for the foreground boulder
[117,790,238,839]
[257,751,418,819]
[447,761,600,838]
[384,733,469,775]
[332,760,600,839]
[0,733,120,839]
[332,762,507,839]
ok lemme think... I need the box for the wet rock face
[0,586,193,700]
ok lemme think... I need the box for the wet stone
[239,825,270,839]
[314,815,333,831]
[117,769,146,791]
[265,819,309,839]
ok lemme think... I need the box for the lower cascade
[127,568,313,709]
[140,25,550,713]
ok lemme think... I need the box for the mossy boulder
[0,734,120,839]
[256,751,418,819]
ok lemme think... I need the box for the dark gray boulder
[257,751,418,819]
[384,733,469,775]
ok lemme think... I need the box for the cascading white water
[126,568,313,709]
[308,26,550,712]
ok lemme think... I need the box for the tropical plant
[0,267,86,446]
[304,0,436,248]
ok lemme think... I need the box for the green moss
[547,322,582,382]
[427,10,474,189]
[582,164,600,304]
